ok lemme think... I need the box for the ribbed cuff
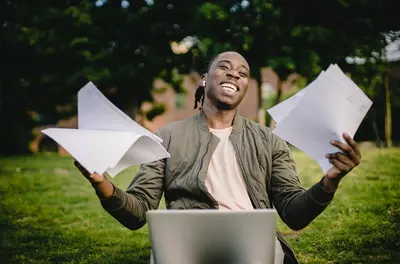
[309,178,336,205]
[97,184,124,211]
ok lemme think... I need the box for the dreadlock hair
[194,56,218,110]
[193,85,205,110]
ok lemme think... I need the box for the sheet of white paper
[42,128,169,177]
[41,82,170,177]
[267,86,307,124]
[106,135,170,176]
[267,67,333,124]
[270,65,372,173]
[78,82,162,143]
[42,128,138,175]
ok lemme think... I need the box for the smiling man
[75,51,362,264]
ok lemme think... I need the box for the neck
[202,100,237,129]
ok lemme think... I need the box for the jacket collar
[195,109,244,135]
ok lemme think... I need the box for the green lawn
[0,148,399,264]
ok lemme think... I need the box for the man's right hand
[74,160,114,198]
[73,160,105,185]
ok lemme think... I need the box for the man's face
[203,52,250,110]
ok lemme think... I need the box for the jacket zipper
[231,139,261,209]
[232,138,298,263]
[199,132,218,208]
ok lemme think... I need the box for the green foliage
[190,0,398,82]
[145,104,166,121]
[0,0,186,154]
[199,3,229,21]
[0,148,399,263]
[1,0,399,154]
[162,68,185,94]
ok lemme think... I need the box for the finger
[343,132,362,158]
[73,160,90,176]
[74,162,85,172]
[331,140,359,164]
[89,172,98,177]
[326,152,356,167]
[330,158,352,174]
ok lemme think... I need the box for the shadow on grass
[0,205,151,264]
[330,224,400,263]
[326,203,400,264]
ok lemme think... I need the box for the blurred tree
[185,0,398,125]
[0,0,190,154]
[1,0,399,154]
[1,0,103,154]
[341,30,400,146]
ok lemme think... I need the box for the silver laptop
[146,209,277,264]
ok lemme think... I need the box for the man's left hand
[324,132,362,191]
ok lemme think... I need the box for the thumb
[88,171,105,185]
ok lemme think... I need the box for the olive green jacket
[99,111,336,263]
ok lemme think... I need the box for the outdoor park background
[1,0,399,263]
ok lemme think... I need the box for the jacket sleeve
[97,130,166,230]
[269,135,336,231]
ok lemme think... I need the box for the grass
[0,148,399,263]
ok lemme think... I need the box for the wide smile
[220,82,239,94]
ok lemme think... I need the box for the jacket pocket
[169,197,196,209]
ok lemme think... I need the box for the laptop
[146,209,277,264]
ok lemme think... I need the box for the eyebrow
[217,59,249,71]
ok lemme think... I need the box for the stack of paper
[268,64,372,173]
[42,82,170,177]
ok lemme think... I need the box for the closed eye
[219,65,229,70]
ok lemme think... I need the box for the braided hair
[194,56,218,110]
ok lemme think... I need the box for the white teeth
[221,83,238,92]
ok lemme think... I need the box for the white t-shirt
[205,126,285,264]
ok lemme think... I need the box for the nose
[226,70,240,79]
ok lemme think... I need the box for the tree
[0,0,190,155]
[1,0,399,154]
[183,0,399,129]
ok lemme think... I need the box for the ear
[200,73,207,87]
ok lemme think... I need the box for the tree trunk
[370,108,381,145]
[269,79,283,128]
[384,74,392,148]
[254,69,265,126]
[129,99,145,126]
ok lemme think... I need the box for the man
[75,51,361,263]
